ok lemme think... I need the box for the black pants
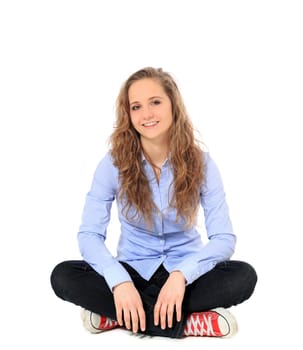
[50,260,257,338]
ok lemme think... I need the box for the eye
[151,99,161,106]
[131,105,140,111]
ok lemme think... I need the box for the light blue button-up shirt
[78,151,236,291]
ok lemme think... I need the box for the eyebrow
[129,96,164,106]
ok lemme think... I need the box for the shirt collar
[141,152,171,167]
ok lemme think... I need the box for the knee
[50,261,71,297]
[235,261,258,301]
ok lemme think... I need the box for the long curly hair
[110,67,205,230]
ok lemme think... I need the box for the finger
[176,300,182,322]
[160,304,168,329]
[138,307,146,332]
[154,303,160,326]
[167,304,175,328]
[130,309,139,333]
[123,309,131,330]
[116,305,123,326]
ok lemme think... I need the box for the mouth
[142,121,159,127]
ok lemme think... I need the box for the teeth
[143,121,158,126]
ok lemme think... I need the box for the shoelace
[186,313,216,336]
[99,316,118,330]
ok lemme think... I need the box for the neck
[141,138,169,169]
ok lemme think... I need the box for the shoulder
[201,151,224,191]
[201,150,212,170]
[96,151,117,169]
[202,151,217,169]
[93,151,119,185]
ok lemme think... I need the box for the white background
[1,0,302,348]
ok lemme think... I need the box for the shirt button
[160,239,164,244]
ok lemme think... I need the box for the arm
[77,152,132,291]
[154,152,235,329]
[173,152,236,285]
[77,152,146,332]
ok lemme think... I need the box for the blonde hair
[110,67,204,229]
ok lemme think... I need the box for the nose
[141,106,154,120]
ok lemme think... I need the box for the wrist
[170,270,186,283]
[113,280,133,293]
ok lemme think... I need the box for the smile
[142,121,159,127]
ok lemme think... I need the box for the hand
[153,271,186,329]
[113,281,146,333]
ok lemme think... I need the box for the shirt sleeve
[77,152,132,291]
[174,152,236,285]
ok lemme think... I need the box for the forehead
[128,78,166,102]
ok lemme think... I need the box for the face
[128,78,173,145]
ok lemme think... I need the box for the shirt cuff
[174,259,217,285]
[102,260,133,291]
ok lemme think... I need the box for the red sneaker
[184,308,238,338]
[81,309,119,334]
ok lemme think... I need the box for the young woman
[50,67,257,338]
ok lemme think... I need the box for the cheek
[129,113,136,125]
[166,106,173,125]
[166,113,173,127]
[130,114,140,129]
